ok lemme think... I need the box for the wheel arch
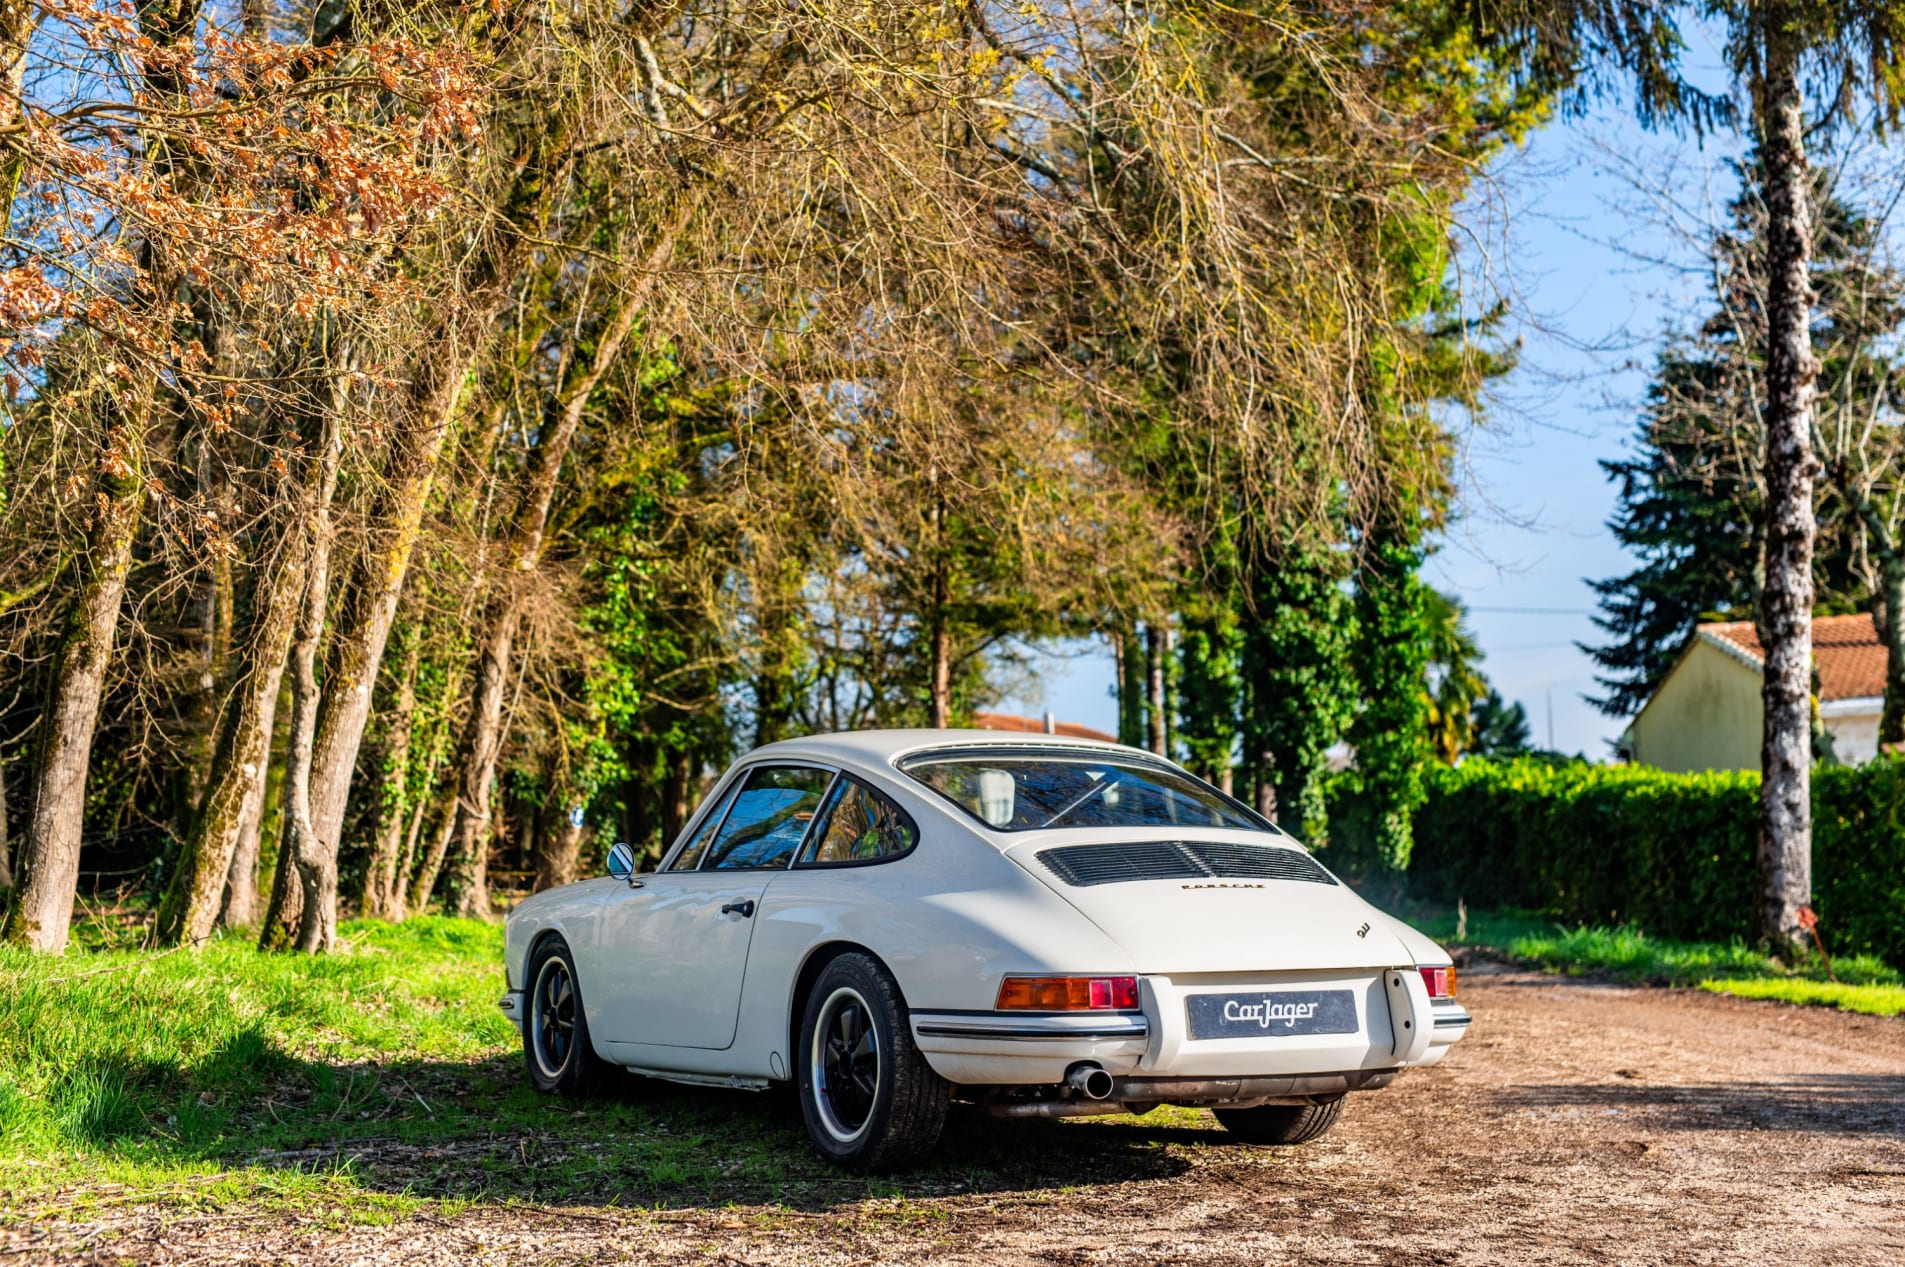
[786,939,888,1074]
[527,925,569,965]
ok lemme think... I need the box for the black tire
[522,935,603,1096]
[795,952,947,1172]
[1214,1096,1345,1145]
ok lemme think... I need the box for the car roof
[744,728,1159,770]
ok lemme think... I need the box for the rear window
[898,747,1274,833]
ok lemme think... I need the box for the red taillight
[1419,966,1457,999]
[996,975,1140,1011]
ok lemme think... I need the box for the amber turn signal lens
[1419,965,1456,999]
[996,975,1140,1011]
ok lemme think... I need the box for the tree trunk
[0,0,39,240]
[0,753,12,890]
[533,803,585,893]
[1255,749,1277,823]
[441,600,519,918]
[220,677,283,929]
[1116,625,1146,747]
[929,585,952,729]
[1146,622,1168,757]
[360,630,420,920]
[408,787,460,915]
[2,420,148,952]
[662,746,692,847]
[155,521,309,947]
[439,221,684,917]
[260,403,345,952]
[266,267,515,950]
[1752,28,1819,960]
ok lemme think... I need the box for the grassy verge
[0,917,1208,1222]
[1403,901,1904,1018]
[1694,977,1905,1017]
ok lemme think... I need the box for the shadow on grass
[59,1044,1220,1210]
[1497,1074,1905,1137]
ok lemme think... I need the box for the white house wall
[1821,698,1884,766]
[1631,641,1885,772]
[1630,639,1763,773]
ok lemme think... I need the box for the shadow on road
[72,1046,1217,1212]
[1497,1074,1905,1136]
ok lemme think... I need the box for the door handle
[720,900,756,919]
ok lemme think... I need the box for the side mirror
[606,841,635,882]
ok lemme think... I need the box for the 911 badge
[1186,990,1359,1039]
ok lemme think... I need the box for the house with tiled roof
[1623,614,1887,772]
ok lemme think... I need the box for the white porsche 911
[500,730,1469,1171]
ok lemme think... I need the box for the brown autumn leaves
[0,0,1485,952]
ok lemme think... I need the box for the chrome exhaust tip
[1065,1062,1115,1100]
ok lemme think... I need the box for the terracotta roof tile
[1699,614,1886,701]
[970,710,1119,744]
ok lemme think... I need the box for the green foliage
[1176,606,1243,784]
[1470,689,1533,758]
[1347,537,1435,869]
[1239,549,1355,842]
[1409,758,1905,967]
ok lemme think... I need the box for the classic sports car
[500,730,1469,1171]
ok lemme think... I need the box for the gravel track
[12,962,1903,1265]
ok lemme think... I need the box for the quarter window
[800,778,918,865]
[666,780,740,871]
[704,766,834,871]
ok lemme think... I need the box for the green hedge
[1405,758,1905,968]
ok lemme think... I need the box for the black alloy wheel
[813,986,881,1142]
[795,952,947,1171]
[522,935,602,1096]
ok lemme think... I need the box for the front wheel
[523,935,603,1096]
[1214,1096,1345,1145]
[796,952,947,1172]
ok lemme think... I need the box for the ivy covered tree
[1238,546,1357,841]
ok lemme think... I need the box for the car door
[593,764,835,1050]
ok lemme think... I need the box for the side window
[704,766,834,871]
[666,781,739,872]
[800,778,919,866]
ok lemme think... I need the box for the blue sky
[998,90,1757,759]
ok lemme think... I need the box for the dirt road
[15,964,1905,1265]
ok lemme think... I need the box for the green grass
[0,917,1217,1222]
[1497,924,1900,989]
[1696,977,1905,1016]
[1402,899,1904,1020]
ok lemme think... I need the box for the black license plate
[1186,990,1358,1039]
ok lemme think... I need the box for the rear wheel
[1214,1096,1345,1145]
[796,952,947,1172]
[523,935,603,1096]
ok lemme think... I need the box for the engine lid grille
[1035,841,1338,888]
